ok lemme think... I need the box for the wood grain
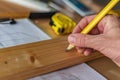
[0,1,30,18]
[0,36,103,80]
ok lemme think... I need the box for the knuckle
[77,34,86,47]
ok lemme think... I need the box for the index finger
[72,15,96,33]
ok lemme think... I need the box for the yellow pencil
[66,0,120,51]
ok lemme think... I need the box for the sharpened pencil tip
[65,48,70,52]
[65,44,74,52]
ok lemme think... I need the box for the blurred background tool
[62,0,95,16]
[29,11,57,19]
[49,13,76,35]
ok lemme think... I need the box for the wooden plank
[0,36,103,80]
[0,1,30,18]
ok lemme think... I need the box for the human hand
[68,15,120,67]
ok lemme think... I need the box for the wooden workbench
[0,0,120,80]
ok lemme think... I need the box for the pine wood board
[0,36,103,80]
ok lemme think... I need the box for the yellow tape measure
[49,13,76,35]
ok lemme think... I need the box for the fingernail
[84,51,90,56]
[69,35,76,43]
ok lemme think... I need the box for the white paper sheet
[0,19,51,48]
[28,63,107,80]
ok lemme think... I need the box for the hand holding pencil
[68,14,120,67]
[67,0,120,67]
[66,0,119,51]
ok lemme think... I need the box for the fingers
[68,33,93,48]
[73,15,120,35]
[89,27,100,34]
[68,34,86,47]
[84,48,93,56]
[72,15,96,33]
[76,47,93,56]
[98,15,120,33]
[68,33,104,50]
[76,47,84,53]
[73,15,101,35]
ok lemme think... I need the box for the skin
[68,15,120,67]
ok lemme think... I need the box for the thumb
[68,33,103,49]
